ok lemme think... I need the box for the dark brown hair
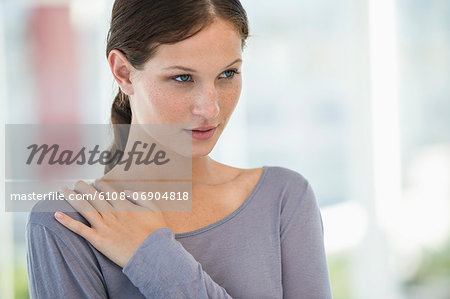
[104,0,250,174]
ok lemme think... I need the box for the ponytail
[104,89,132,174]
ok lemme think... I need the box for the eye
[172,74,193,83]
[219,69,240,79]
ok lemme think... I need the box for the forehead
[146,19,242,70]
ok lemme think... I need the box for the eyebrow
[162,58,242,72]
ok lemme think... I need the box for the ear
[108,49,135,95]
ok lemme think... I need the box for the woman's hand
[55,179,169,268]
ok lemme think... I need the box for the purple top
[26,165,333,298]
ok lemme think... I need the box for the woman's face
[122,18,243,157]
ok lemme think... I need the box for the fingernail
[123,190,133,197]
[54,212,64,220]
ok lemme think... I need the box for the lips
[190,125,217,131]
[183,125,218,140]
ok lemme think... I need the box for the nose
[191,83,220,119]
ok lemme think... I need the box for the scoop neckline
[174,165,269,239]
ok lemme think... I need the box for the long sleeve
[26,222,108,299]
[280,179,333,299]
[122,227,233,298]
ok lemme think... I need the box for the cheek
[134,79,242,122]
[142,85,190,120]
[219,81,242,109]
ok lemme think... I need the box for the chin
[190,140,218,157]
[191,147,214,158]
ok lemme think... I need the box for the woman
[26,0,333,298]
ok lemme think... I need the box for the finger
[59,185,102,224]
[119,190,145,212]
[93,179,128,210]
[74,180,114,213]
[54,211,97,242]
[124,189,162,212]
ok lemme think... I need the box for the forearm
[122,228,233,298]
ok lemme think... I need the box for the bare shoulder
[223,165,265,189]
[242,166,265,183]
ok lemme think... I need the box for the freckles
[153,89,189,119]
[142,85,166,107]
[221,84,241,102]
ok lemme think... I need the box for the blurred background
[1,0,449,298]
